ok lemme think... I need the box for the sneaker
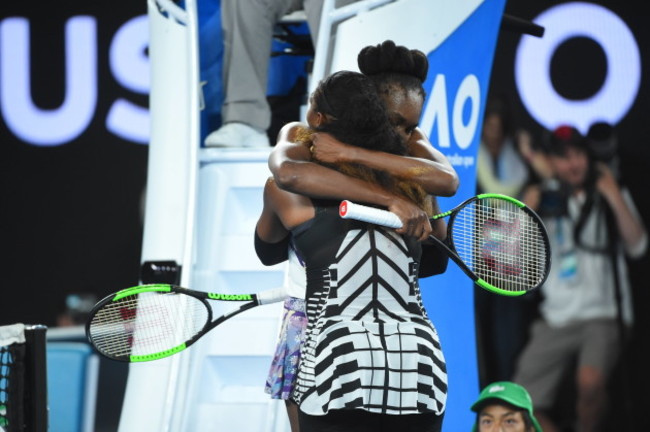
[204,122,270,148]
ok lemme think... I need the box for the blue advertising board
[419,2,507,429]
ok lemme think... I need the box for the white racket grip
[256,286,288,305]
[339,200,403,228]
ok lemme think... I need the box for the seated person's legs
[206,0,311,148]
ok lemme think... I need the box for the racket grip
[256,286,288,305]
[339,200,403,229]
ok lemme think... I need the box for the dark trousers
[299,409,444,432]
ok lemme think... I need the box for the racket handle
[256,286,288,305]
[339,200,403,229]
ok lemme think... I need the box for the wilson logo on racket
[208,293,253,301]
[86,284,285,362]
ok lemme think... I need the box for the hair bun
[357,39,428,82]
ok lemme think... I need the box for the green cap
[470,381,542,432]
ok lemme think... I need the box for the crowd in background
[475,93,648,432]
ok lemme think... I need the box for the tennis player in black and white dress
[258,69,448,432]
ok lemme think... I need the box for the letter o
[515,2,640,134]
[452,74,480,150]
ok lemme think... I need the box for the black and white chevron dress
[291,204,448,417]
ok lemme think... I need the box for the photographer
[512,125,647,432]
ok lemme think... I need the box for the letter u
[0,16,97,146]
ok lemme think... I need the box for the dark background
[0,6,146,428]
[492,2,650,337]
[492,5,650,309]
[492,1,650,223]
[491,2,650,430]
[1,1,148,326]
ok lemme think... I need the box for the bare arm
[429,196,446,240]
[254,177,313,267]
[517,129,554,181]
[309,127,459,196]
[257,176,318,239]
[255,177,314,248]
[269,122,435,240]
[256,178,292,245]
[595,164,647,257]
[270,123,397,207]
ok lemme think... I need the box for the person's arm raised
[270,122,403,206]
[271,124,458,198]
[269,123,433,240]
[595,163,647,257]
[309,127,459,197]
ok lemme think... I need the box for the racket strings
[88,292,209,359]
[452,198,548,292]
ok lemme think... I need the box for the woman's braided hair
[310,70,405,155]
[298,70,431,213]
[357,39,428,103]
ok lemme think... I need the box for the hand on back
[310,132,353,164]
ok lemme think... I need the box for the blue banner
[418,0,506,429]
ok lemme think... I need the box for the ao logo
[515,2,640,134]
[421,73,481,152]
[0,15,149,146]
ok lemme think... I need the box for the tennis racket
[340,193,551,296]
[85,284,285,362]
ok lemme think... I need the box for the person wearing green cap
[471,381,542,432]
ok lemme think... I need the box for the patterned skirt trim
[265,297,307,400]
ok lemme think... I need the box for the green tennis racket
[85,284,284,362]
[340,193,551,296]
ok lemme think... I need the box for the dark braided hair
[357,39,428,103]
[298,70,431,213]
[310,70,406,156]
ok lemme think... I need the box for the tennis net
[0,324,47,432]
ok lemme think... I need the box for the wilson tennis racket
[340,193,551,296]
[86,284,285,362]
